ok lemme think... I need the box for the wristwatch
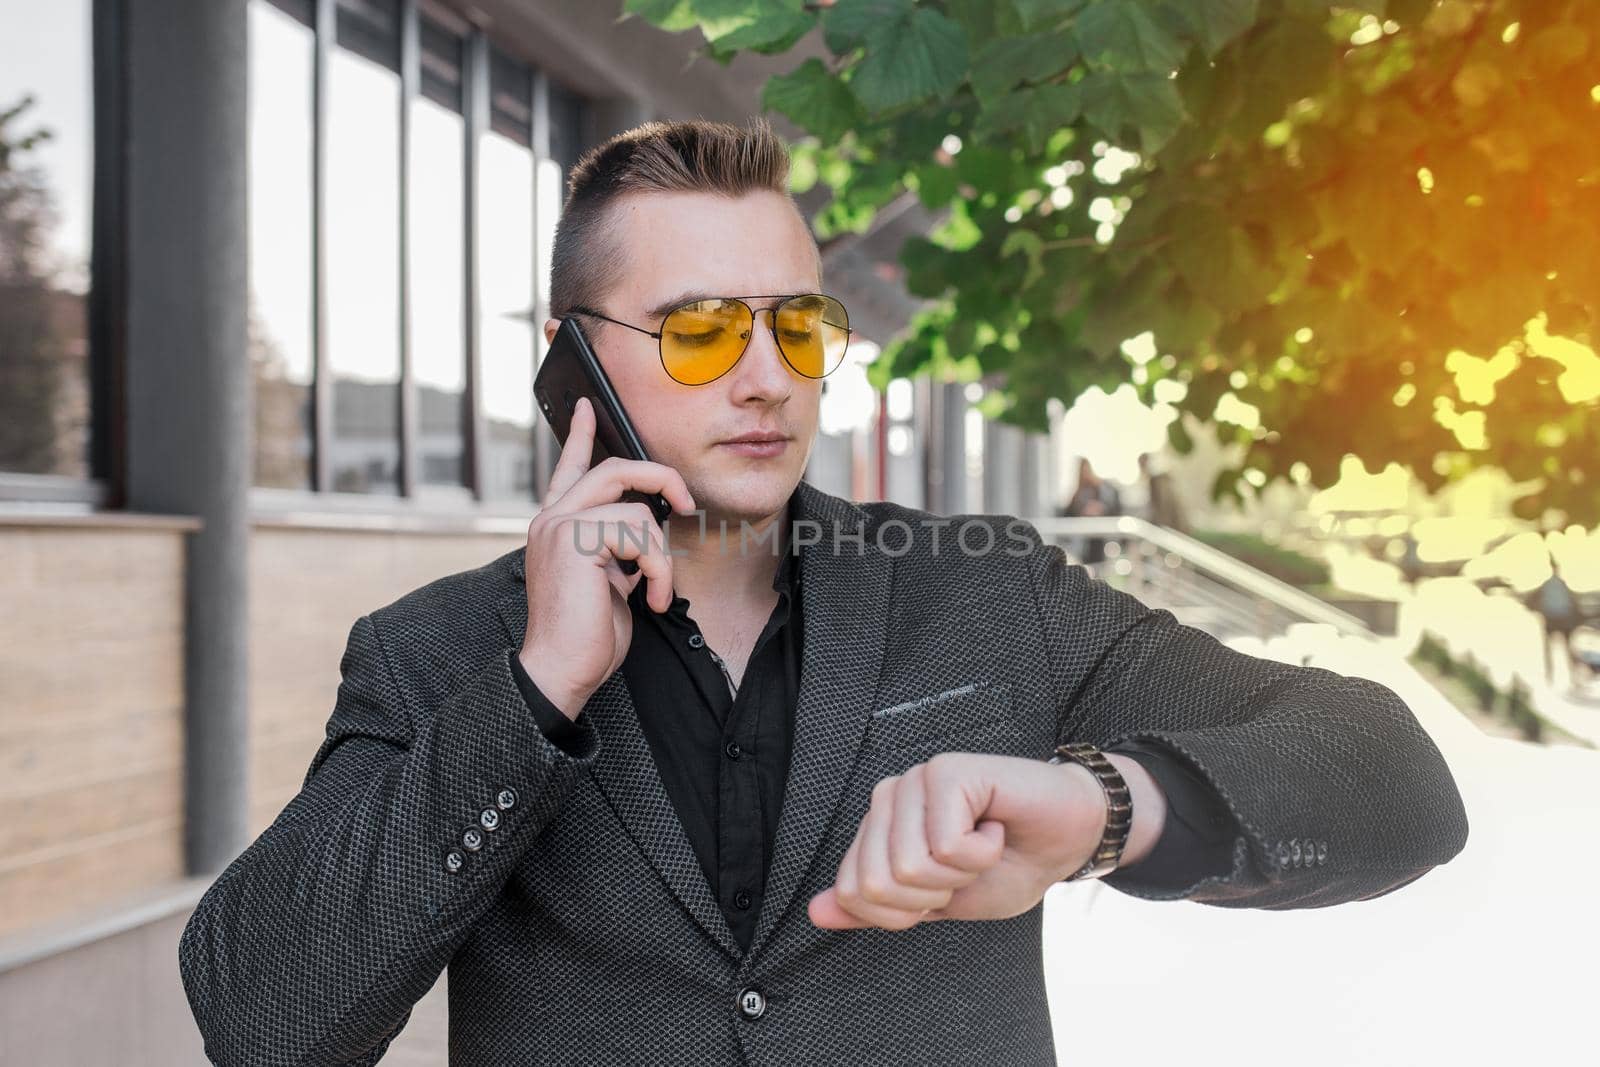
[1046,742,1132,881]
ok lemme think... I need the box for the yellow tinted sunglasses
[570,294,852,386]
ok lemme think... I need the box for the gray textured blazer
[178,479,1469,1066]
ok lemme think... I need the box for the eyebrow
[643,291,815,320]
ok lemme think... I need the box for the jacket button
[462,827,484,852]
[688,633,705,649]
[737,987,766,1019]
[1316,840,1329,865]
[480,808,501,832]
[1290,839,1303,868]
[444,850,465,873]
[733,889,753,910]
[496,787,518,811]
[724,741,742,760]
[1275,840,1292,868]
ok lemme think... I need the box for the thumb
[808,888,869,930]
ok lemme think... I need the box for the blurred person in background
[1532,559,1585,686]
[1058,456,1122,565]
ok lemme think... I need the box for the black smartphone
[534,316,673,575]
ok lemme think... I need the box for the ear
[542,317,560,346]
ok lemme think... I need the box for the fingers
[922,758,1008,874]
[832,775,952,930]
[544,400,696,518]
[547,502,676,613]
[885,765,976,895]
[545,396,598,502]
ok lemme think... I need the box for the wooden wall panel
[0,525,188,939]
[247,527,520,836]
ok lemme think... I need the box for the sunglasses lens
[660,299,753,385]
[775,295,850,378]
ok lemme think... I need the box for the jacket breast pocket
[862,680,1018,752]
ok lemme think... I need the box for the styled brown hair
[548,117,805,320]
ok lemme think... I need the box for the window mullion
[397,0,419,497]
[462,28,488,501]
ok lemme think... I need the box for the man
[179,119,1470,1066]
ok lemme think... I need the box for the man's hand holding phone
[518,397,695,722]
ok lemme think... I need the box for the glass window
[410,16,467,489]
[0,0,94,479]
[326,0,402,494]
[248,0,316,490]
[479,46,535,500]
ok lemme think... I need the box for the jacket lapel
[746,480,891,961]
[494,479,893,965]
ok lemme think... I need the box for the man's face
[545,188,824,528]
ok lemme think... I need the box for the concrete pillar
[124,0,251,875]
[1019,431,1042,519]
[935,381,968,515]
[983,420,1023,516]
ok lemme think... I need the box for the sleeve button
[444,850,465,873]
[496,788,518,811]
[462,827,485,852]
[480,808,501,832]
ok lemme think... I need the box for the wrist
[1052,761,1109,881]
[516,647,589,722]
[1047,743,1146,881]
[1103,752,1165,869]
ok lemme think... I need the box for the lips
[720,432,790,444]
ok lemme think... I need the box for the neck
[663,502,789,609]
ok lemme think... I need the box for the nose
[731,307,795,395]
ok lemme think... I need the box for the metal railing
[1027,515,1373,644]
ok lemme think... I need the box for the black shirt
[508,501,1237,951]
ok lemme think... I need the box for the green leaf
[1078,70,1186,153]
[762,58,865,142]
[1153,0,1260,56]
[969,29,1080,101]
[1000,228,1047,288]
[706,9,815,54]
[1011,0,1090,32]
[623,0,700,31]
[851,8,970,112]
[1230,16,1334,137]
[910,160,959,208]
[1075,0,1188,72]
[972,83,1083,153]
[822,0,911,55]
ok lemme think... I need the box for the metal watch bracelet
[1046,742,1132,880]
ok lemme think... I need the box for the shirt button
[733,889,752,910]
[724,741,742,760]
[737,987,766,1019]
[462,827,484,852]
[496,788,517,811]
[688,633,705,649]
[479,808,501,832]
[444,850,465,873]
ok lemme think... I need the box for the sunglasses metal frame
[568,293,853,386]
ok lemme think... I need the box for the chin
[692,468,799,526]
